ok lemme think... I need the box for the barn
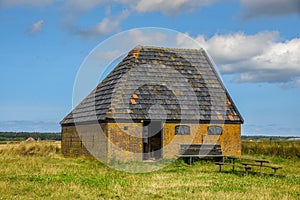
[60,46,243,162]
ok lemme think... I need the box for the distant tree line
[1,133,297,142]
[241,135,298,141]
[0,132,61,141]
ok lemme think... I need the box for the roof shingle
[61,46,243,125]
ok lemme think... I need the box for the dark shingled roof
[61,46,243,125]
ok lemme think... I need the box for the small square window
[124,126,128,130]
[175,125,190,135]
[208,126,222,135]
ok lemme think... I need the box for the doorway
[142,120,163,160]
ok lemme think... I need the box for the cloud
[240,0,300,18]
[221,38,300,83]
[63,0,218,16]
[178,31,279,65]
[63,0,106,16]
[2,1,219,38]
[0,0,55,8]
[290,78,300,88]
[61,0,138,20]
[27,20,45,35]
[88,29,170,62]
[134,0,217,15]
[177,31,300,86]
[70,10,129,38]
[126,29,167,44]
[0,0,218,15]
[61,0,218,38]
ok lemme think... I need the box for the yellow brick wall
[61,123,108,160]
[163,124,202,158]
[163,123,241,158]
[62,122,241,161]
[219,124,241,156]
[107,122,143,161]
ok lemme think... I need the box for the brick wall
[61,122,241,161]
[163,123,241,158]
[61,123,108,160]
[107,122,143,161]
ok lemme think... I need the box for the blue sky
[0,0,300,136]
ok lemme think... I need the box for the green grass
[0,141,299,199]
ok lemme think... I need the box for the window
[207,126,222,135]
[175,125,190,135]
[124,126,128,130]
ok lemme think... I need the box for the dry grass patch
[0,141,60,156]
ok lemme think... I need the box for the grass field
[0,141,299,200]
[242,140,300,158]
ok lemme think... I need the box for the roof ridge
[133,45,204,52]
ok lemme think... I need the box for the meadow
[0,141,299,200]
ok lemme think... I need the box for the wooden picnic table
[215,155,241,172]
[226,155,241,172]
[216,156,281,175]
[241,158,270,175]
[255,159,270,175]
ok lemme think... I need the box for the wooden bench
[180,144,222,156]
[178,155,224,165]
[177,144,223,165]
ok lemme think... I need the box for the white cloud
[176,31,279,64]
[177,31,300,85]
[240,0,300,18]
[222,38,300,83]
[62,0,218,16]
[62,0,139,19]
[1,0,219,38]
[71,10,129,38]
[89,29,170,60]
[134,0,217,15]
[126,29,167,44]
[175,32,203,49]
[63,0,106,15]
[294,79,300,88]
[203,32,278,65]
[27,19,45,34]
[0,0,55,8]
